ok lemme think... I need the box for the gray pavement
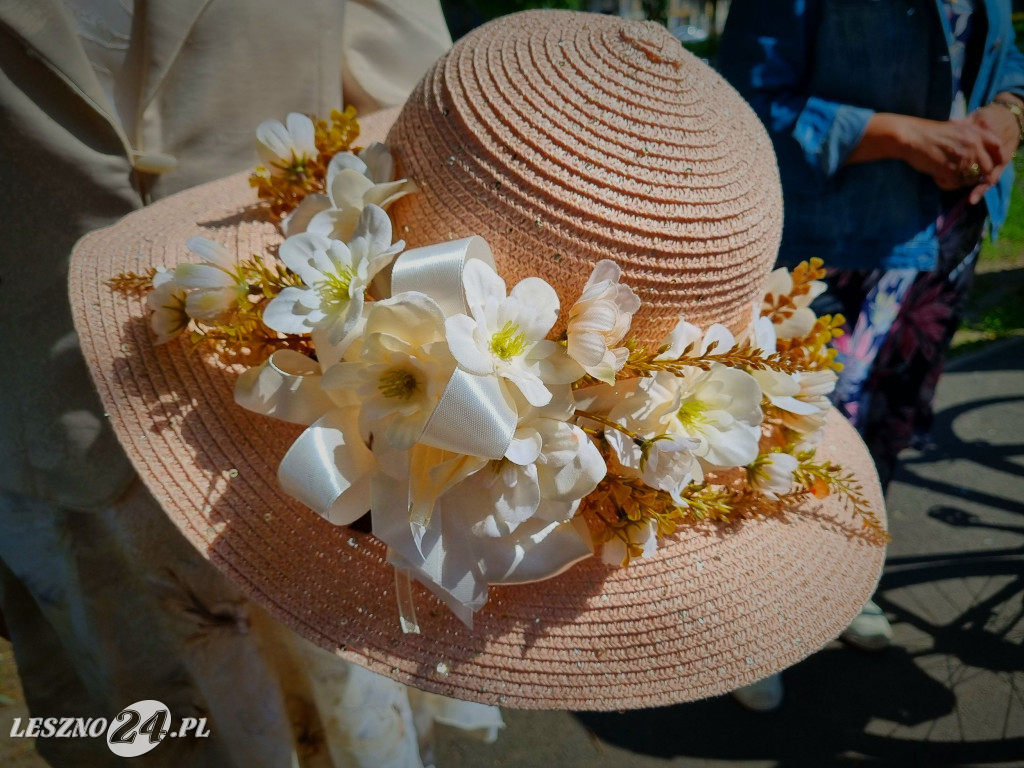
[437,338,1024,768]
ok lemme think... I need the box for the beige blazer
[0,0,450,509]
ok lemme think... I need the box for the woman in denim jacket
[718,0,1024,712]
[721,0,1024,481]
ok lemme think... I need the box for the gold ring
[964,161,981,179]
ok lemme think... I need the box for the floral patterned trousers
[813,202,986,489]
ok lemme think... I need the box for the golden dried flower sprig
[777,313,845,372]
[314,107,361,158]
[187,307,313,363]
[109,250,311,362]
[620,338,805,378]
[792,452,890,544]
[107,268,158,296]
[582,441,888,566]
[249,107,360,219]
[761,256,827,326]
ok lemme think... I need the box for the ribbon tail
[374,476,488,628]
[393,568,421,635]
[476,516,594,586]
[408,446,487,552]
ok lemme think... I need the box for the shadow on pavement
[575,644,968,765]
[577,340,1024,767]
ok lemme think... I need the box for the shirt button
[130,151,178,175]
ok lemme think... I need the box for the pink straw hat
[70,10,886,710]
[388,10,782,343]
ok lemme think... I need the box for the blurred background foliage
[443,1,672,40]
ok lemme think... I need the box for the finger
[983,161,1009,189]
[969,181,993,205]
[963,135,996,175]
[977,126,1009,167]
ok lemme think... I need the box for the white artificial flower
[461,416,605,539]
[794,426,826,454]
[750,315,802,403]
[255,113,318,176]
[779,369,837,436]
[603,318,763,493]
[604,414,700,498]
[761,266,827,340]
[146,270,189,344]
[283,143,416,239]
[566,260,641,384]
[748,317,835,439]
[262,205,404,356]
[606,363,763,491]
[445,259,579,407]
[508,416,604,503]
[174,238,247,321]
[428,382,605,541]
[463,459,543,538]
[658,316,737,360]
[747,451,799,499]
[601,518,657,567]
[671,365,764,469]
[320,292,454,450]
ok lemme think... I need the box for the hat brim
[70,159,885,713]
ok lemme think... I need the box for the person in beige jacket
[0,2,502,765]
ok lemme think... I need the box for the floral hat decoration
[72,11,887,710]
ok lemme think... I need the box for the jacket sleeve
[992,22,1024,99]
[341,0,453,115]
[718,0,874,185]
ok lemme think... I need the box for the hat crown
[388,10,783,344]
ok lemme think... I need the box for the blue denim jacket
[719,0,1024,270]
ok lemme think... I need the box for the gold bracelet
[993,99,1024,145]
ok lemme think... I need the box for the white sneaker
[730,673,784,712]
[841,600,893,651]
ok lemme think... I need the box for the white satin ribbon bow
[235,237,593,628]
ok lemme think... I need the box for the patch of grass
[969,299,1024,335]
[951,274,1024,355]
[955,142,1024,356]
[981,155,1024,264]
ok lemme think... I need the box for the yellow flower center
[317,269,355,313]
[677,400,708,431]
[489,320,528,360]
[378,369,419,400]
[276,152,311,178]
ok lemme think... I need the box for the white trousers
[0,481,501,767]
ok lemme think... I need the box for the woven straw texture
[388,11,782,343]
[69,167,885,710]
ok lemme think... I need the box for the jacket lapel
[0,0,118,124]
[135,0,215,114]
[0,0,215,149]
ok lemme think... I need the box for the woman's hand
[964,95,1023,204]
[846,113,1007,192]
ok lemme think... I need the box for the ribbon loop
[390,236,495,316]
[418,369,516,460]
[235,349,338,426]
[391,237,517,461]
[278,409,374,525]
